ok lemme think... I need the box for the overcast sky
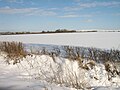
[0,0,120,32]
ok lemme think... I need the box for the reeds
[0,41,27,64]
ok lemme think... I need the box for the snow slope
[0,32,120,50]
[0,55,76,90]
[0,54,120,90]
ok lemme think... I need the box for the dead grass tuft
[0,41,27,64]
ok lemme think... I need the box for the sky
[0,0,120,32]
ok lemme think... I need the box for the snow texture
[0,54,120,90]
[0,32,120,50]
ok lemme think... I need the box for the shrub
[0,41,27,64]
[104,61,120,81]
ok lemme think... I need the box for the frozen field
[0,32,120,90]
[0,32,120,49]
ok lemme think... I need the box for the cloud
[83,19,93,23]
[27,9,57,16]
[78,1,120,8]
[0,6,57,16]
[64,1,120,11]
[2,0,23,3]
[59,14,79,18]
[59,14,92,18]
[0,6,37,14]
[47,8,58,10]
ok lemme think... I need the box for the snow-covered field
[0,32,120,90]
[0,32,120,50]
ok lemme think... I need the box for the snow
[0,54,120,90]
[0,32,120,90]
[0,32,120,50]
[0,55,76,90]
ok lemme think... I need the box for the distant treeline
[0,31,41,35]
[0,29,120,35]
[0,29,76,35]
[42,29,76,33]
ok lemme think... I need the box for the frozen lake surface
[0,32,120,50]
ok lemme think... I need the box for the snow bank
[0,54,120,90]
[0,55,76,90]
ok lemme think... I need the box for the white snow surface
[0,54,120,90]
[0,55,76,90]
[0,32,120,50]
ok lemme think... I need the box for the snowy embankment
[0,55,76,90]
[0,32,120,50]
[0,53,120,90]
[0,32,120,90]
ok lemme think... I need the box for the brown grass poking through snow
[0,41,27,64]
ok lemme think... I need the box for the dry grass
[87,60,96,69]
[0,41,27,64]
[31,56,90,89]
[104,61,120,81]
[0,42,119,89]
